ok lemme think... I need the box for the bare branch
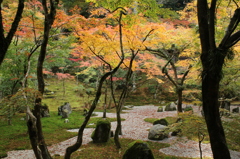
[162,56,178,88]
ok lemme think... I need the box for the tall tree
[0,0,25,65]
[197,0,240,158]
[26,0,59,159]
[145,23,198,112]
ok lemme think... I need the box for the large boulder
[58,102,72,118]
[153,118,168,126]
[91,119,111,143]
[148,124,168,140]
[164,102,176,111]
[122,140,154,159]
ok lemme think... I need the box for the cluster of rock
[122,117,182,159]
[157,102,193,112]
[90,118,155,159]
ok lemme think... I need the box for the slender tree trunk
[103,82,107,118]
[114,114,122,148]
[64,64,122,159]
[177,89,183,112]
[27,120,43,159]
[27,1,59,158]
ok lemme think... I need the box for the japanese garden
[0,0,240,159]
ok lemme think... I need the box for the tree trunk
[0,0,25,65]
[202,74,230,158]
[27,116,43,159]
[196,1,238,157]
[114,116,122,149]
[103,84,107,118]
[177,89,183,112]
[27,1,59,158]
[34,99,52,159]
[64,65,122,159]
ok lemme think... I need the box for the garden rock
[153,118,168,126]
[91,119,111,143]
[124,105,134,109]
[157,106,163,112]
[232,107,239,113]
[122,141,154,159]
[58,102,72,118]
[83,108,89,116]
[40,104,50,117]
[220,108,230,117]
[171,128,182,136]
[165,102,176,111]
[148,124,168,140]
[219,98,231,111]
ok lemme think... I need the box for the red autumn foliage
[68,58,82,62]
[106,77,124,81]
[56,73,74,80]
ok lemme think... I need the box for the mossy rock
[153,118,168,126]
[91,118,111,143]
[148,124,168,140]
[166,123,182,137]
[123,140,154,159]
[157,106,163,112]
[171,128,182,136]
[164,102,176,111]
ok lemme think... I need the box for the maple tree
[64,8,126,158]
[142,22,199,112]
[197,0,240,158]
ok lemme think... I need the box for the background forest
[0,0,240,159]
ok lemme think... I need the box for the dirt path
[3,105,240,159]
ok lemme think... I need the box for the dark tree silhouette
[197,0,240,158]
[0,0,25,65]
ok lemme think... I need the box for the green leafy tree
[219,52,240,99]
